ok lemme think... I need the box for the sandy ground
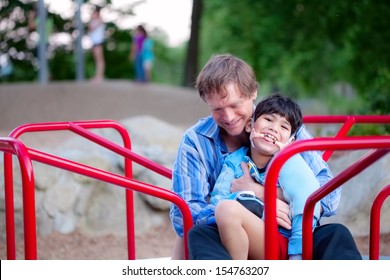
[0,81,389,260]
[0,220,177,260]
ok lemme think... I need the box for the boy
[210,93,321,260]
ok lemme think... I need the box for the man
[169,54,361,260]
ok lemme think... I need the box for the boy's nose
[268,124,279,134]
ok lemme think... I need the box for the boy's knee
[215,200,240,224]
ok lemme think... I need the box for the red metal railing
[2,116,389,260]
[2,120,192,259]
[303,115,390,161]
[264,136,390,259]
[370,184,390,260]
[0,137,36,260]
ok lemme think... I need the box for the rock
[0,115,183,240]
[323,150,390,236]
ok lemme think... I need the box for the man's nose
[222,108,235,122]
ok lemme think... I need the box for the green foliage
[50,47,76,80]
[152,41,186,86]
[2,0,389,119]
[200,0,389,116]
[1,0,185,86]
[97,27,133,80]
[348,124,390,136]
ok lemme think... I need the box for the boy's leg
[278,154,321,219]
[312,223,362,260]
[188,224,232,260]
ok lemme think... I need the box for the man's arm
[296,125,341,216]
[169,132,219,237]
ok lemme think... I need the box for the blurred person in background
[130,24,153,83]
[88,6,105,83]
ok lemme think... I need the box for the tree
[183,0,203,87]
[196,0,389,114]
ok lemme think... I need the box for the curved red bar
[1,137,36,260]
[370,184,390,260]
[264,136,390,259]
[4,120,187,260]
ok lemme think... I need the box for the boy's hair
[196,54,259,101]
[253,93,303,136]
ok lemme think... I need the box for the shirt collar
[195,115,228,153]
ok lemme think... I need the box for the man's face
[206,83,257,136]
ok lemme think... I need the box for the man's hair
[253,93,303,135]
[195,54,259,101]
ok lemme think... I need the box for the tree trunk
[182,0,203,88]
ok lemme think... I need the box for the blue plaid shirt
[169,115,339,237]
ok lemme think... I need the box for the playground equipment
[1,115,390,259]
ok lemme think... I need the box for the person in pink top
[130,25,148,82]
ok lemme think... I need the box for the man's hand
[230,162,258,193]
[231,162,291,229]
[276,199,291,229]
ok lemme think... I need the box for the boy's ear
[288,135,295,143]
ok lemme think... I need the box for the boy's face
[246,113,292,156]
[206,82,257,137]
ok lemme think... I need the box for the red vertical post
[370,184,390,260]
[3,152,16,260]
[1,138,37,259]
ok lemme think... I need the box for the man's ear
[252,90,258,101]
[245,119,252,133]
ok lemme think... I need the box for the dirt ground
[0,220,177,260]
[1,227,389,260]
[0,81,389,260]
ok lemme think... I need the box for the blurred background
[1,0,389,259]
[1,0,389,129]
